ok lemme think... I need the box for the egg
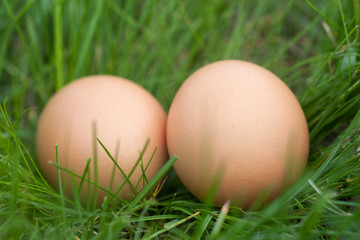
[166,60,309,209]
[36,75,168,205]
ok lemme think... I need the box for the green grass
[1,0,360,239]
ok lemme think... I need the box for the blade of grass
[143,211,200,240]
[305,0,337,28]
[192,213,214,240]
[54,0,64,90]
[78,157,91,196]
[134,200,151,240]
[71,0,104,79]
[92,123,98,210]
[126,155,178,211]
[209,200,230,240]
[48,161,122,203]
[96,137,138,196]
[336,0,353,80]
[55,144,65,221]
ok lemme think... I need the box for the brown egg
[167,60,309,209]
[36,75,168,205]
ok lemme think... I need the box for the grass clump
[1,0,360,239]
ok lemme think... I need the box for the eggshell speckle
[36,75,168,204]
[166,60,309,209]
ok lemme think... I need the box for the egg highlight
[166,60,309,209]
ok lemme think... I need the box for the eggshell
[36,75,168,204]
[166,60,309,209]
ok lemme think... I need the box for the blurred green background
[1,0,360,239]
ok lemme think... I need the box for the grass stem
[54,0,64,90]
